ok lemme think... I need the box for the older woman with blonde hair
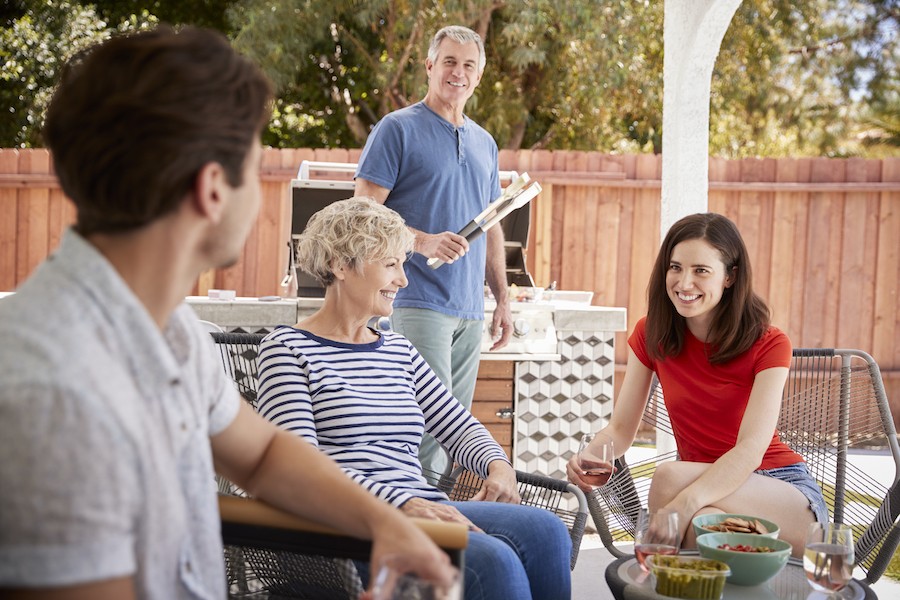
[257,197,571,600]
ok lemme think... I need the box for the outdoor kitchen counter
[187,295,625,356]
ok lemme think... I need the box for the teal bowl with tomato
[696,532,791,586]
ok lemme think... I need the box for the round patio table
[605,554,877,600]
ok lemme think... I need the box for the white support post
[658,0,742,458]
[661,0,743,235]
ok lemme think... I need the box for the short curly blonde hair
[295,196,415,286]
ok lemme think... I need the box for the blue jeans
[449,501,572,600]
[755,462,829,524]
[391,307,483,476]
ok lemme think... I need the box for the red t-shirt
[629,317,802,470]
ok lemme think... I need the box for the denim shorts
[755,462,829,524]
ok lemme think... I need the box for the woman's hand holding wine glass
[576,432,615,488]
[633,508,680,571]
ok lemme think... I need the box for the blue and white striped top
[257,326,509,507]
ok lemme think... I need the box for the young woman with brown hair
[568,213,827,556]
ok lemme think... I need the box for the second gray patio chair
[588,348,900,586]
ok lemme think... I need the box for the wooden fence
[2,148,898,422]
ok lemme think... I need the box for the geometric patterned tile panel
[515,330,616,482]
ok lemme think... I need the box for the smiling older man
[354,25,512,477]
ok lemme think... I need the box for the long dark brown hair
[645,213,770,364]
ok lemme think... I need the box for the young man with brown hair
[0,25,454,599]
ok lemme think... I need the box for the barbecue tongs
[280,241,299,296]
[426,173,542,270]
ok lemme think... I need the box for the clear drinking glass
[576,432,615,487]
[803,522,854,595]
[371,554,461,600]
[634,508,680,571]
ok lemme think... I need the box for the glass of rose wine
[634,508,680,571]
[804,522,854,596]
[576,432,615,487]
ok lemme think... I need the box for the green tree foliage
[477,1,662,152]
[227,0,483,148]
[226,1,662,151]
[228,0,896,156]
[711,0,899,157]
[1,0,896,157]
[0,1,156,148]
[90,0,237,32]
[859,88,900,156]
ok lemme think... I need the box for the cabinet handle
[495,408,514,419]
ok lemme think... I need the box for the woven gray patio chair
[588,348,900,585]
[211,332,266,409]
[210,332,366,597]
[210,330,588,594]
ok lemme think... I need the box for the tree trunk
[506,119,526,150]
[345,111,369,146]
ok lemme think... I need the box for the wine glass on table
[804,522,854,597]
[371,554,461,600]
[576,432,615,487]
[634,508,680,571]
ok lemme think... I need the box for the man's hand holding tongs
[426,173,542,270]
[414,229,469,265]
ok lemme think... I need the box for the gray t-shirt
[0,229,240,598]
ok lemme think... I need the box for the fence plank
[560,183,587,291]
[0,150,18,290]
[770,159,806,340]
[626,155,660,345]
[16,151,51,283]
[836,160,881,351]
[592,188,621,307]
[530,150,555,287]
[874,158,900,368]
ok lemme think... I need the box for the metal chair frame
[587,348,900,585]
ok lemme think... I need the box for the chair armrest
[514,469,589,569]
[514,469,573,492]
[515,469,589,517]
[219,495,469,551]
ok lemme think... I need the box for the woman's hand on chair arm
[400,497,482,531]
[472,459,521,503]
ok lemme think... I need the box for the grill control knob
[513,318,530,338]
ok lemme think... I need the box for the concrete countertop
[551,304,628,332]
[186,296,298,327]
[482,298,627,333]
[188,295,627,334]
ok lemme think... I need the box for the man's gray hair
[428,25,486,73]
